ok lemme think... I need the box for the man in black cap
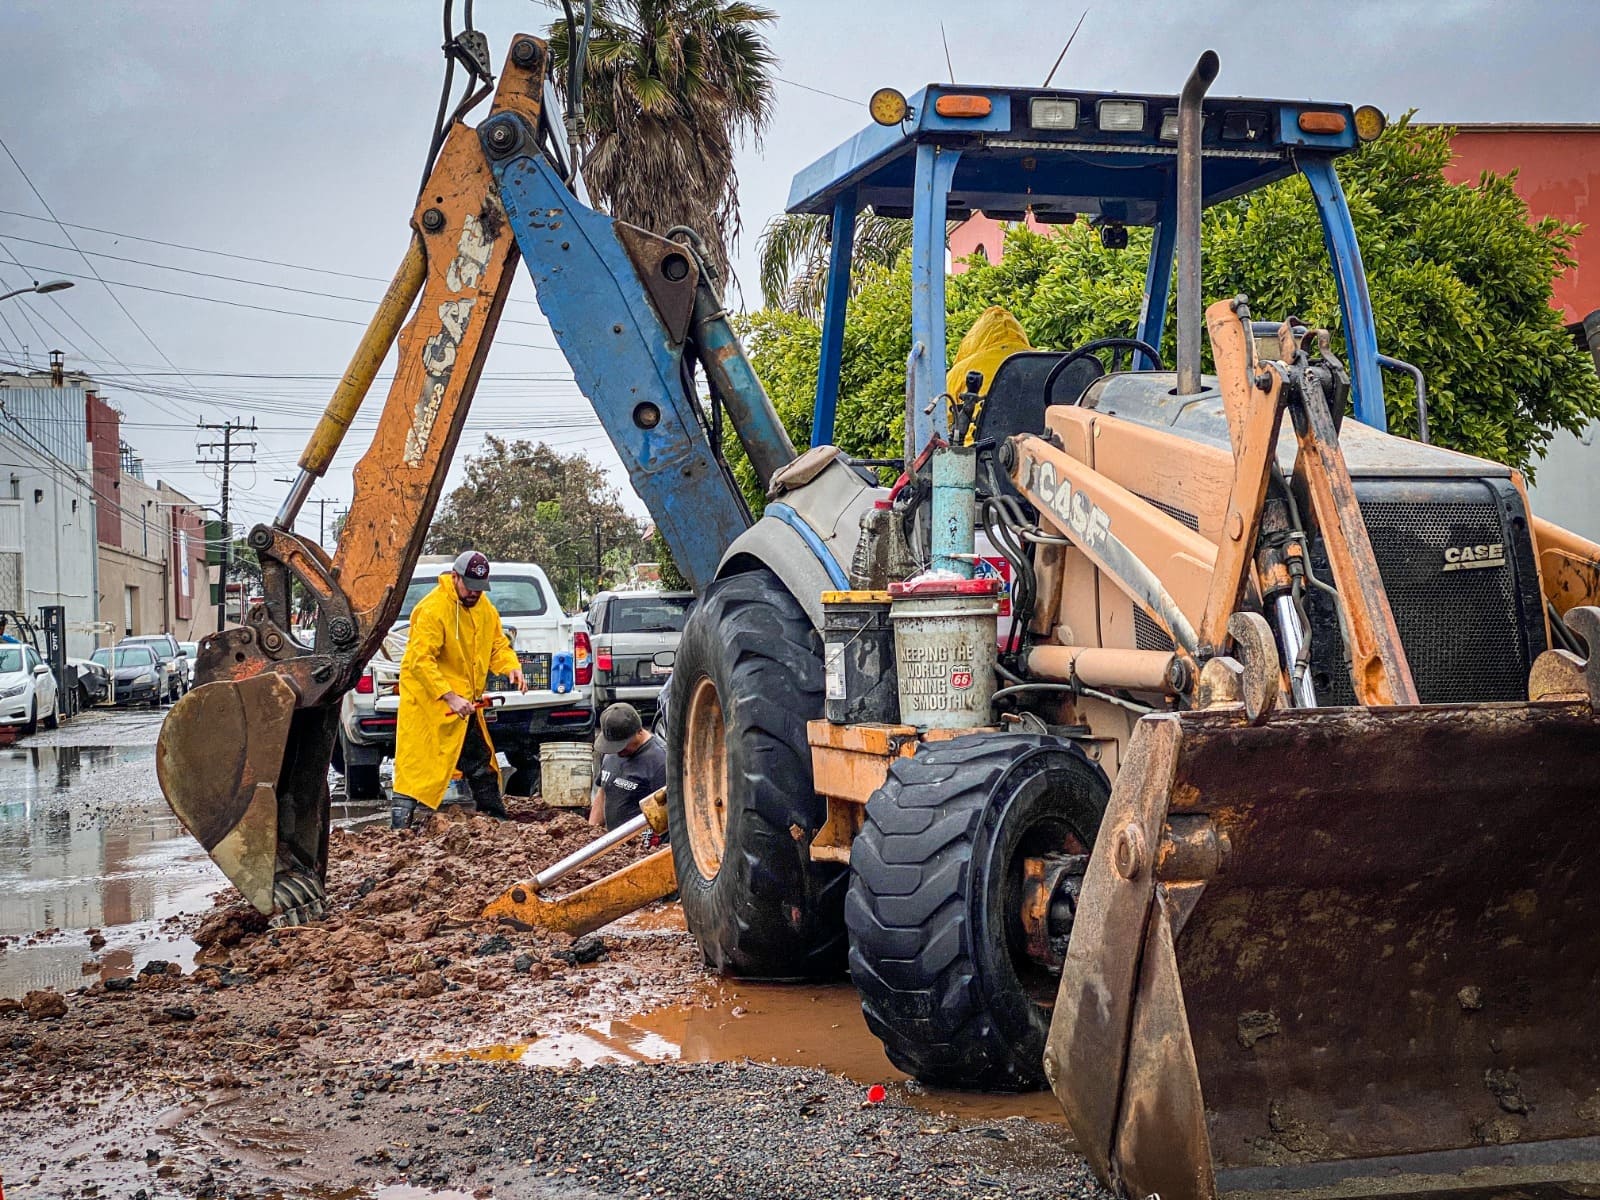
[589,701,667,837]
[393,550,524,824]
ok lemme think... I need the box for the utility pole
[198,418,257,631]
[593,516,602,593]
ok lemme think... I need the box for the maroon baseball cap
[452,550,492,591]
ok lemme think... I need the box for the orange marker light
[934,94,993,119]
[1298,111,1348,135]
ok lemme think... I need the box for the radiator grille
[1311,493,1535,705]
[1132,495,1197,652]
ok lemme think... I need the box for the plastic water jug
[551,651,574,694]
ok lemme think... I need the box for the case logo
[1443,543,1505,572]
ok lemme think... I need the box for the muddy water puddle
[0,730,384,998]
[437,975,1067,1125]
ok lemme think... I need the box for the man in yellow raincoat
[392,551,525,823]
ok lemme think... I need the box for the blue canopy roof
[787,85,1361,224]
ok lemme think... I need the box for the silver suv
[585,589,694,722]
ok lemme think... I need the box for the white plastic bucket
[889,578,1000,731]
[539,740,593,808]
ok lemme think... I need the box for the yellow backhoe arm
[156,51,548,923]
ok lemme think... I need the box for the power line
[775,75,862,106]
[0,133,212,407]
[0,232,551,329]
[0,206,394,284]
[1,260,560,350]
[0,226,210,426]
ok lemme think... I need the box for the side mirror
[33,664,50,677]
[177,647,188,657]
[652,650,676,669]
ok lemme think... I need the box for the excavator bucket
[157,671,339,922]
[1047,692,1600,1199]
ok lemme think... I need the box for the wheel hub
[1020,852,1088,971]
[682,676,729,879]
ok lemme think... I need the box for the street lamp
[0,279,74,303]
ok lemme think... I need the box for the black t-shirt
[599,734,667,830]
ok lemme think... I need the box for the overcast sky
[2,0,1597,538]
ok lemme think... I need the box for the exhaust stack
[1175,50,1219,396]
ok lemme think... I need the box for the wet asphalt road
[0,705,382,998]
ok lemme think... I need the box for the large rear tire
[666,568,845,979]
[846,733,1109,1090]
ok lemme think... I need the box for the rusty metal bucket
[1046,699,1600,1200]
[156,671,339,922]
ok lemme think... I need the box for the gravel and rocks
[0,712,1103,1197]
[466,1060,1110,1199]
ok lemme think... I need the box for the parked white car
[336,559,594,798]
[0,642,60,735]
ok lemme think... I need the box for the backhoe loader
[157,11,1600,1197]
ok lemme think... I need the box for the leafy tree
[544,0,777,285]
[648,526,690,590]
[426,436,648,609]
[741,118,1599,479]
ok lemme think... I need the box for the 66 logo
[950,670,974,691]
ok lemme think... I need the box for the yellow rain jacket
[947,306,1032,400]
[393,574,521,809]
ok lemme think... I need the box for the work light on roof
[1029,98,1078,131]
[1354,105,1386,141]
[869,87,910,127]
[1097,99,1147,132]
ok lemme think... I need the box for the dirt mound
[0,803,702,1113]
[190,805,640,984]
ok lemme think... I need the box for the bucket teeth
[269,871,328,929]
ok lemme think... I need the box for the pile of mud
[0,806,703,1110]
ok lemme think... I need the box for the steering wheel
[1041,337,1165,406]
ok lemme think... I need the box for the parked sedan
[91,644,167,707]
[0,643,60,734]
[120,633,189,700]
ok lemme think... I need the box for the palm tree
[757,211,916,318]
[545,1,777,285]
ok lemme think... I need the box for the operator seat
[973,350,1105,446]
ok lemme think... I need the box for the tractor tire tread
[847,734,1105,1091]
[668,568,845,979]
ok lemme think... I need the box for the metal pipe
[689,280,797,488]
[274,470,317,530]
[1025,644,1183,695]
[931,446,977,576]
[1376,353,1429,444]
[534,813,648,891]
[284,235,428,528]
[1274,594,1317,707]
[1175,50,1219,397]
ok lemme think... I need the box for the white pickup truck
[335,557,594,798]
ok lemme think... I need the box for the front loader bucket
[157,675,338,921]
[1047,700,1600,1200]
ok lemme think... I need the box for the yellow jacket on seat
[393,573,521,809]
